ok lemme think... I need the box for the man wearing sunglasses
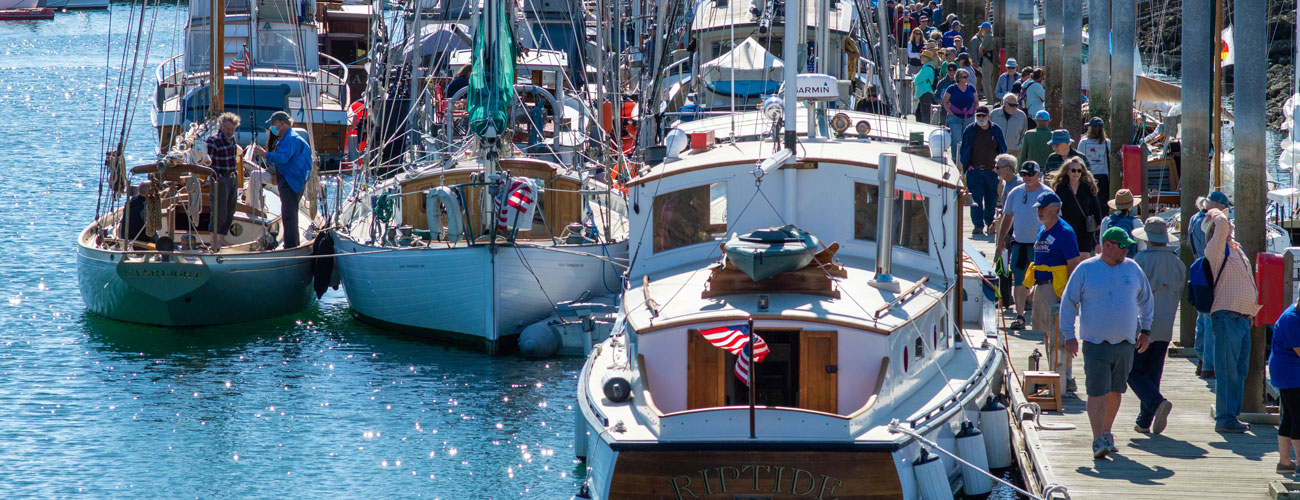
[995,161,1047,330]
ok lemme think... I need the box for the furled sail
[467,0,517,138]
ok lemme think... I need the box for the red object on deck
[1255,252,1285,327]
[0,8,55,20]
[999,48,1006,74]
[1121,144,1142,193]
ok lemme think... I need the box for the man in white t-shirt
[995,160,1047,329]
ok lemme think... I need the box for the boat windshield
[853,182,930,253]
[653,182,727,253]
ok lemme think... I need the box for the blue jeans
[947,113,973,162]
[1195,311,1215,372]
[966,168,999,231]
[1212,310,1252,426]
[1128,340,1169,428]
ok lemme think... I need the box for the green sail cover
[467,0,517,138]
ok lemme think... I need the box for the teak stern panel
[607,450,903,499]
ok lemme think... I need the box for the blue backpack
[1187,246,1229,313]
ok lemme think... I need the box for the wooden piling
[1233,0,1269,414]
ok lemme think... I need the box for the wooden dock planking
[962,216,1286,499]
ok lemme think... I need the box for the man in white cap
[1129,217,1186,434]
[995,58,1020,101]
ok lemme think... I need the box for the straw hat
[1108,189,1142,210]
[920,49,937,61]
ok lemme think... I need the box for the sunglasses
[1070,169,1083,173]
[958,75,968,79]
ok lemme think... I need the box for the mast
[1212,0,1223,188]
[209,0,226,116]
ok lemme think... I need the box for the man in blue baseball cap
[1045,129,1089,174]
[1026,189,1085,394]
[1185,190,1231,378]
[1019,109,1053,169]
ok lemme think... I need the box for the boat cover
[701,37,785,98]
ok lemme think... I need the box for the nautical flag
[1220,26,1233,67]
[229,45,251,73]
[495,177,538,232]
[698,325,769,385]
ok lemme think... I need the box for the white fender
[426,186,464,244]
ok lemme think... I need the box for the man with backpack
[1188,191,1230,378]
[1202,208,1261,433]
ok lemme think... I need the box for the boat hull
[37,0,107,9]
[77,245,315,326]
[0,0,38,9]
[333,234,626,353]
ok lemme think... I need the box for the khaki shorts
[1031,284,1071,380]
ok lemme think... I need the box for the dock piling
[1179,0,1213,348]
[1108,0,1135,192]
[1233,0,1270,414]
[1087,0,1111,129]
[1043,0,1063,128]
[1061,0,1082,136]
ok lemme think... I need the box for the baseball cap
[1102,227,1137,248]
[979,22,993,29]
[975,106,990,116]
[1034,190,1062,208]
[266,110,292,124]
[1034,110,1050,121]
[1208,190,1231,206]
[1018,161,1041,176]
[1088,116,1105,127]
[1006,57,1017,67]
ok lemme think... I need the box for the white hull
[333,234,626,353]
[38,0,107,9]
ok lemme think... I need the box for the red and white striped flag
[228,46,251,73]
[699,325,769,385]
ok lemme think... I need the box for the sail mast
[210,0,226,116]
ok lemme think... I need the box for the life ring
[426,186,464,244]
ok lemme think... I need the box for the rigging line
[95,2,118,222]
[105,0,140,152]
[122,0,163,152]
[511,244,564,317]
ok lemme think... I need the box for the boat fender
[518,319,561,359]
[978,396,1013,470]
[601,373,632,403]
[425,187,463,244]
[911,448,953,500]
[310,232,336,299]
[955,419,993,497]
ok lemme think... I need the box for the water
[0,7,583,497]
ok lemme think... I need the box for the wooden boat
[78,0,322,327]
[724,225,820,281]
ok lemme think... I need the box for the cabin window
[853,182,930,253]
[653,182,726,253]
[256,0,306,22]
[187,28,212,71]
[258,27,306,67]
[915,337,924,360]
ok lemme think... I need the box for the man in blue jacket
[961,106,1007,236]
[251,110,313,249]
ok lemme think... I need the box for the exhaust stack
[871,153,901,292]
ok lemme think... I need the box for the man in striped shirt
[205,112,241,248]
[1204,208,1262,433]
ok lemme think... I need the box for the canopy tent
[700,37,785,98]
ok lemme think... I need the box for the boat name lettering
[667,465,841,500]
[557,263,584,268]
[119,268,203,279]
[399,264,425,269]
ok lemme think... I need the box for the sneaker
[1200,369,1216,379]
[1151,400,1173,434]
[1009,315,1025,330]
[1278,463,1297,474]
[1066,378,1078,394]
[1104,431,1118,453]
[1195,361,1203,377]
[1215,421,1251,433]
[1134,424,1151,433]
[1092,436,1110,459]
[973,228,983,237]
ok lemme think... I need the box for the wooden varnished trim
[847,357,891,419]
[625,156,959,190]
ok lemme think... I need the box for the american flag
[699,325,769,386]
[228,46,251,73]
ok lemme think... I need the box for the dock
[963,220,1288,499]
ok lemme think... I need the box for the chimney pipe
[871,153,901,292]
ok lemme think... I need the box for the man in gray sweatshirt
[1059,227,1155,459]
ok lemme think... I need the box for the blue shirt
[1059,256,1155,343]
[1271,304,1300,389]
[1033,219,1079,282]
[942,29,962,47]
[945,83,977,118]
[1187,209,1209,258]
[265,128,313,194]
[1101,212,1142,258]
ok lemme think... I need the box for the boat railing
[155,52,350,111]
[317,52,350,105]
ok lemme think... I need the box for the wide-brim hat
[920,49,937,60]
[1108,189,1142,210]
[1047,129,1072,145]
[1132,217,1177,243]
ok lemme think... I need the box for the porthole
[903,347,909,372]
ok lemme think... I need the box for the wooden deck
[962,217,1288,499]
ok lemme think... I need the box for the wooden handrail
[636,354,664,418]
[847,357,891,419]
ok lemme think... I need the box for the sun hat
[1034,109,1050,121]
[1034,190,1062,208]
[1132,217,1177,244]
[1102,227,1137,248]
[920,49,937,61]
[1047,129,1072,145]
[1108,189,1142,210]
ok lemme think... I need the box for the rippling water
[0,7,582,497]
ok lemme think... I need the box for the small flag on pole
[229,45,251,73]
[1220,25,1234,67]
[699,325,769,385]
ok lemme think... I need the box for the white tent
[700,37,785,98]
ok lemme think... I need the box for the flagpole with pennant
[747,317,756,439]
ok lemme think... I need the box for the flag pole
[748,317,756,439]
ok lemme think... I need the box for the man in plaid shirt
[205,112,241,248]
[1204,207,1262,433]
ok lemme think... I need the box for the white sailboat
[330,0,628,354]
[78,0,321,327]
[573,1,1009,497]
